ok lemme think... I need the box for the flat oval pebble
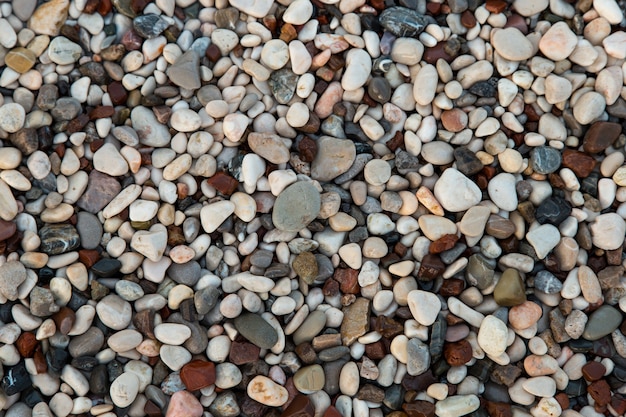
[272,181,321,232]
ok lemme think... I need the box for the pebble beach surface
[0,0,626,417]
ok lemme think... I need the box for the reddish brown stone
[364,340,386,360]
[506,14,528,34]
[53,307,76,335]
[0,219,16,241]
[16,332,38,358]
[322,405,342,417]
[279,23,298,43]
[206,171,239,195]
[206,43,221,62]
[588,379,611,407]
[583,122,622,154]
[403,400,435,417]
[295,342,317,364]
[417,254,445,281]
[281,394,315,417]
[387,131,404,152]
[229,341,260,364]
[444,339,473,366]
[402,370,437,392]
[180,360,216,391]
[460,10,476,28]
[606,248,622,266]
[322,278,339,297]
[89,105,115,120]
[582,361,606,382]
[66,114,90,134]
[486,0,507,12]
[374,316,404,338]
[298,136,317,162]
[33,348,47,373]
[439,278,465,297]
[334,268,359,294]
[79,249,101,268]
[486,402,512,417]
[133,309,156,339]
[555,393,569,411]
[83,0,99,14]
[561,149,596,178]
[98,0,112,15]
[611,396,626,415]
[108,81,128,106]
[423,42,454,64]
[144,400,162,417]
[429,234,459,254]
[131,0,150,13]
[425,2,440,14]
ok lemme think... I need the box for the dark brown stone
[583,122,622,154]
[180,360,216,391]
[334,268,359,294]
[588,379,611,406]
[132,309,155,339]
[89,105,115,120]
[53,307,76,335]
[491,364,522,386]
[357,384,385,403]
[562,149,596,178]
[423,42,454,64]
[443,339,473,366]
[582,361,606,382]
[364,340,386,360]
[429,234,459,254]
[108,81,128,105]
[460,10,476,28]
[206,171,239,195]
[0,220,16,241]
[16,332,38,358]
[403,400,435,417]
[298,136,317,162]
[229,341,260,364]
[417,254,444,281]
[439,278,465,296]
[486,402,512,417]
[281,394,315,417]
[295,343,317,364]
[374,316,404,338]
[486,0,507,12]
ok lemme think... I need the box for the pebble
[273,181,321,232]
[538,22,577,61]
[247,376,288,406]
[434,168,482,212]
[477,315,508,357]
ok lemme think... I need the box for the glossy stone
[180,360,216,391]
[39,224,80,255]
[380,7,429,37]
[530,146,562,174]
[535,196,571,226]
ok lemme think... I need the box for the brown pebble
[429,234,459,254]
[561,149,596,178]
[16,332,38,358]
[417,254,445,281]
[180,360,216,391]
[443,339,473,366]
[460,10,476,28]
[583,122,622,154]
[403,400,435,417]
[582,361,606,382]
[588,379,611,406]
[486,402,512,417]
[334,268,359,294]
[281,394,315,417]
[206,171,239,195]
[52,307,76,335]
[439,278,465,296]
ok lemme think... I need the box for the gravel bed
[0,0,625,417]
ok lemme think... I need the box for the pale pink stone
[314,81,344,119]
[508,300,543,330]
[166,391,203,417]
